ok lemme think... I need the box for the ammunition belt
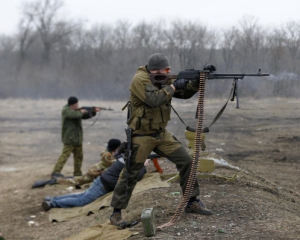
[158,71,208,229]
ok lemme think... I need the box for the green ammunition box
[141,208,156,237]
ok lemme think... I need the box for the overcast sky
[1,0,300,35]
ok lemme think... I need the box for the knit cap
[147,53,170,70]
[68,96,78,105]
[107,139,121,152]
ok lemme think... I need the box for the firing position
[33,139,121,188]
[51,96,101,178]
[109,53,212,228]
[42,155,149,210]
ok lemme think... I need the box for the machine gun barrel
[208,72,270,80]
[150,69,270,85]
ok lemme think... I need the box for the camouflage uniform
[57,150,116,186]
[111,65,200,209]
[52,104,95,176]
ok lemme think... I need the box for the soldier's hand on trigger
[80,109,87,114]
[172,78,189,90]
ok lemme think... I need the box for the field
[1,97,300,239]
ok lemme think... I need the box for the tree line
[0,0,299,100]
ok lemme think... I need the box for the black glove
[203,64,216,73]
[173,78,189,90]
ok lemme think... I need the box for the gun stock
[147,153,163,174]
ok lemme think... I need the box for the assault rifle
[124,103,133,196]
[74,106,113,128]
[75,106,114,111]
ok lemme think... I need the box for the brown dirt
[1,97,300,240]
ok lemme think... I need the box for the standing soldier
[51,96,101,178]
[109,53,212,228]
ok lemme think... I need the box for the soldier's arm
[130,77,175,108]
[87,161,104,176]
[172,81,198,99]
[86,170,103,177]
[64,108,83,119]
[101,152,116,168]
[87,151,116,176]
[81,110,96,120]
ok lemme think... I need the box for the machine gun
[150,65,270,131]
[150,67,269,87]
[150,65,270,110]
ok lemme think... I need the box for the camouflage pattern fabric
[56,150,116,186]
[52,144,83,176]
[90,150,116,173]
[56,174,94,186]
[111,130,200,209]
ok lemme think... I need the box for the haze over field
[0,0,300,100]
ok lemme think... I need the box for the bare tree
[0,35,16,60]
[236,15,265,71]
[221,27,239,71]
[279,21,300,72]
[16,16,36,71]
[87,24,113,66]
[266,30,285,74]
[112,20,132,50]
[23,0,77,65]
[167,20,209,69]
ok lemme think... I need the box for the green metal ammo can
[141,207,156,237]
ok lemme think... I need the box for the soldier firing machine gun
[150,64,270,109]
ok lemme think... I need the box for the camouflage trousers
[52,144,83,176]
[56,174,94,186]
[111,130,201,209]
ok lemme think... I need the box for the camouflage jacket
[87,150,116,175]
[61,104,95,145]
[127,65,199,134]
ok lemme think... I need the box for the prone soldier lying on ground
[32,139,121,188]
[41,155,150,210]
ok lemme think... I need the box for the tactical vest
[127,103,171,133]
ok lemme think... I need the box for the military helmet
[147,53,170,70]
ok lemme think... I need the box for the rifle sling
[172,79,236,133]
[83,109,100,129]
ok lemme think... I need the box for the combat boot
[51,172,64,179]
[110,212,127,229]
[42,201,52,211]
[185,199,212,215]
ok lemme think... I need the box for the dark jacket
[100,157,146,192]
[61,104,95,145]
